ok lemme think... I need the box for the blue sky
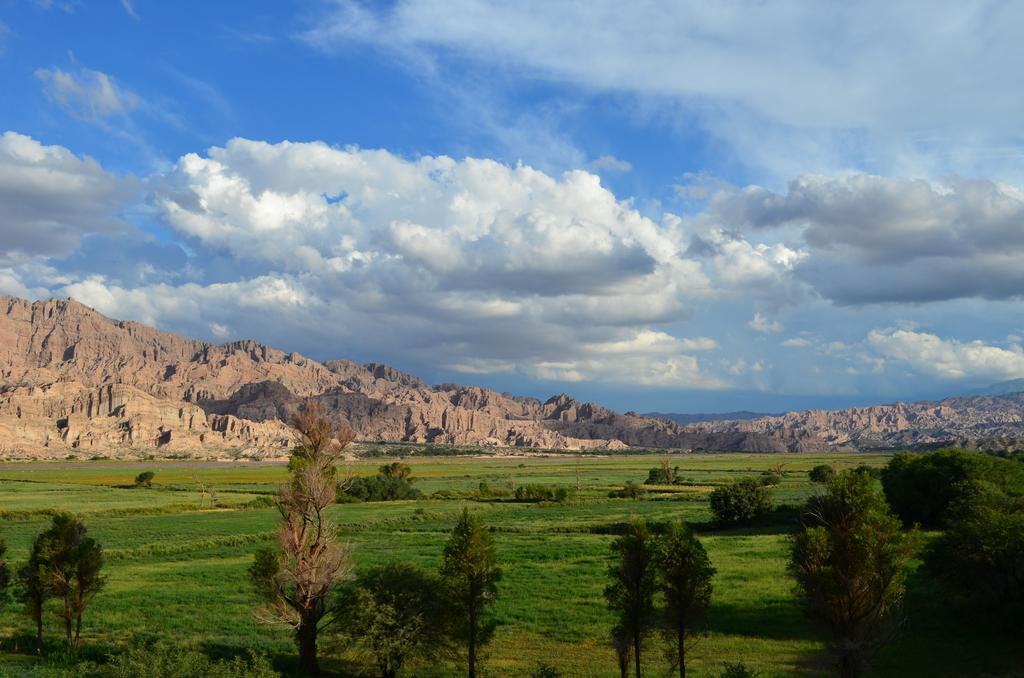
[4,1,1024,413]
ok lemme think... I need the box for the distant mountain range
[4,295,1024,458]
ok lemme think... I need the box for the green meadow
[0,452,1020,676]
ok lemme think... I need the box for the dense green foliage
[104,641,277,677]
[513,484,572,503]
[881,448,1024,528]
[924,480,1024,630]
[807,464,834,484]
[608,481,647,499]
[0,535,9,611]
[344,463,423,502]
[441,509,501,678]
[790,472,918,678]
[334,562,451,678]
[708,479,771,527]
[645,462,683,485]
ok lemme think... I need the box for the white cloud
[304,1,1024,178]
[0,132,135,262]
[748,313,782,333]
[781,337,810,348]
[868,328,1024,381]
[35,66,139,122]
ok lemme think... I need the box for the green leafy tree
[441,508,501,678]
[924,481,1024,629]
[133,471,155,488]
[378,462,412,480]
[605,518,657,678]
[33,512,107,650]
[655,521,715,678]
[790,472,918,678]
[807,464,835,484]
[19,537,47,654]
[250,401,355,676]
[335,562,451,678]
[709,479,771,527]
[881,448,1024,528]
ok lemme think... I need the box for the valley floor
[0,453,1020,676]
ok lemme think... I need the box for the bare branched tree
[251,401,356,675]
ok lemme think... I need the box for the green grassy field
[0,452,1020,677]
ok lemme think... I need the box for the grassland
[0,452,1020,677]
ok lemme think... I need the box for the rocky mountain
[687,394,1024,452]
[1,296,795,458]
[5,295,1024,459]
[643,411,774,425]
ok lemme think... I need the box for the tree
[789,471,917,678]
[19,537,47,654]
[924,481,1024,629]
[709,479,771,527]
[32,512,107,650]
[645,460,681,485]
[0,534,10,610]
[808,464,835,484]
[250,400,356,675]
[655,521,715,678]
[134,471,156,488]
[610,625,632,678]
[605,518,657,678]
[881,448,1024,528]
[440,508,501,678]
[378,462,412,480]
[336,563,451,677]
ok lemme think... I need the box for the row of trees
[250,403,502,676]
[0,513,106,654]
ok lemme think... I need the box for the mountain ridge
[4,295,1024,458]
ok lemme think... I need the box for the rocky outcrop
[7,295,1020,459]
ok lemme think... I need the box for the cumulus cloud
[0,132,136,262]
[868,328,1024,381]
[35,66,140,122]
[710,173,1024,304]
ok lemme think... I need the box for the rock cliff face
[0,296,707,457]
[5,295,1023,458]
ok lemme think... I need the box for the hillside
[0,296,796,457]
[5,295,1024,458]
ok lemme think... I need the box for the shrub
[807,464,835,484]
[758,471,782,486]
[881,448,1024,528]
[719,663,760,678]
[513,484,572,503]
[105,641,278,677]
[608,481,646,499]
[133,471,155,488]
[709,479,771,526]
[924,482,1024,630]
[343,462,423,502]
[645,460,682,485]
[852,464,881,479]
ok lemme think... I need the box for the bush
[105,641,278,677]
[852,464,881,479]
[719,663,760,678]
[808,464,835,483]
[758,471,782,486]
[645,461,682,485]
[709,479,771,526]
[133,471,155,488]
[924,483,1024,629]
[513,484,572,503]
[881,448,1024,528]
[342,462,423,502]
[608,481,646,499]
